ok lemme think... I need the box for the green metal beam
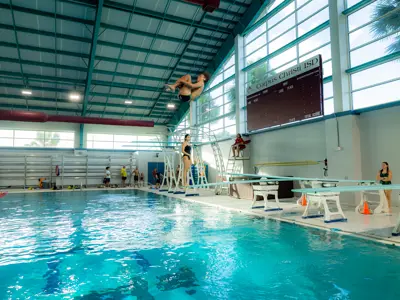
[100,23,220,50]
[58,0,96,7]
[0,70,85,86]
[0,103,169,122]
[96,55,198,73]
[346,51,400,74]
[0,94,170,113]
[104,0,231,34]
[0,25,216,60]
[149,10,210,117]
[0,42,200,79]
[8,0,26,88]
[0,57,168,92]
[60,0,245,17]
[82,0,104,116]
[0,55,199,78]
[0,82,176,104]
[0,3,94,25]
[342,0,375,16]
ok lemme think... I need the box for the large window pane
[114,135,137,142]
[352,80,400,109]
[209,73,223,89]
[299,28,330,55]
[87,133,113,142]
[268,2,295,28]
[351,60,400,90]
[322,61,332,77]
[245,35,267,56]
[350,33,398,67]
[268,0,285,12]
[210,119,224,131]
[323,81,333,99]
[297,7,329,36]
[299,43,331,63]
[0,130,13,138]
[274,59,298,74]
[348,2,379,31]
[0,138,13,147]
[210,86,223,99]
[268,15,296,41]
[324,98,334,115]
[245,23,266,44]
[269,46,297,70]
[14,130,40,139]
[269,28,296,53]
[246,47,267,65]
[297,0,328,23]
[224,65,235,79]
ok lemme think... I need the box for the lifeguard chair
[226,139,251,174]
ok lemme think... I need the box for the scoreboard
[246,55,324,132]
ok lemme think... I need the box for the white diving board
[225,172,375,184]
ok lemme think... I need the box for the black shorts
[134,176,139,181]
[179,94,191,102]
[122,177,127,180]
[104,178,110,183]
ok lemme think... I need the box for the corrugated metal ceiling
[0,0,252,125]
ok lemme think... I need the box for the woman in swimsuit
[376,161,393,213]
[181,134,192,187]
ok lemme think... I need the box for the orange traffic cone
[361,201,372,215]
[300,194,307,206]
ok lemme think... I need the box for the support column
[235,35,246,134]
[79,123,84,149]
[325,1,361,205]
[329,0,351,112]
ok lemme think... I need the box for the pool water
[0,191,399,299]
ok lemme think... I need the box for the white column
[329,0,351,112]
[235,35,246,134]
[325,0,362,205]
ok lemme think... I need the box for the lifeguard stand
[226,140,251,174]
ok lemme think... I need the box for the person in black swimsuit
[181,134,192,187]
[164,72,210,103]
[376,161,393,213]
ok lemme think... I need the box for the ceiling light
[69,92,81,101]
[125,100,132,104]
[21,89,32,95]
[167,103,175,109]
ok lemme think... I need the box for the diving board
[224,172,375,184]
[292,184,400,194]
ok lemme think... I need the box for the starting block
[251,180,281,211]
[301,181,347,223]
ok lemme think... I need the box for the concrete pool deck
[141,188,400,247]
[5,186,400,246]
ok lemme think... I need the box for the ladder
[193,146,208,188]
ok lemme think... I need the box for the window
[347,0,400,110]
[0,130,75,148]
[87,134,162,150]
[244,0,332,120]
[196,53,236,140]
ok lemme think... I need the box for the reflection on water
[0,190,399,299]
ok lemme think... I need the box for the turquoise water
[0,191,399,299]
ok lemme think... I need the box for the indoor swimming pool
[0,190,399,299]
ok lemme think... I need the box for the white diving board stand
[393,215,400,236]
[299,181,347,223]
[355,188,389,214]
[251,180,281,211]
